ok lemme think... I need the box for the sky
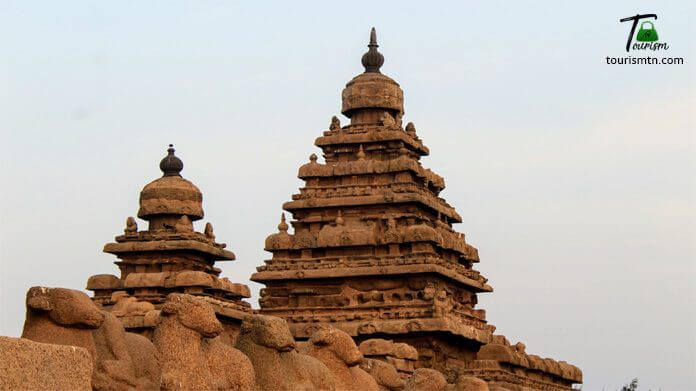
[1,1,694,390]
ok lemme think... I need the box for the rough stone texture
[359,338,419,380]
[360,358,403,390]
[87,146,252,341]
[0,336,92,391]
[404,368,447,391]
[459,336,581,390]
[450,375,489,391]
[153,293,255,390]
[235,314,336,391]
[301,327,379,391]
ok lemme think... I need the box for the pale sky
[1,1,694,390]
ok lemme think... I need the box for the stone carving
[301,327,379,391]
[235,314,336,391]
[451,375,489,391]
[380,111,396,127]
[204,222,215,240]
[153,293,255,390]
[360,358,403,391]
[405,122,417,138]
[330,116,342,131]
[125,216,138,235]
[21,286,160,390]
[111,294,156,317]
[404,368,447,391]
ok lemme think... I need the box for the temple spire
[361,27,384,73]
[159,144,183,177]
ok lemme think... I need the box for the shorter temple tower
[86,145,251,341]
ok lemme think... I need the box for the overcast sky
[1,1,694,390]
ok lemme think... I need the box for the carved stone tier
[459,336,582,390]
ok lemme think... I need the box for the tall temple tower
[252,28,495,371]
[87,145,252,341]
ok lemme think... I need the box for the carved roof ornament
[357,144,366,160]
[278,213,289,232]
[160,144,183,177]
[362,27,384,73]
[335,210,345,226]
[204,222,215,240]
[124,217,137,235]
[330,116,341,131]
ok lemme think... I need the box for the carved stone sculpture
[20,286,160,390]
[153,293,255,391]
[301,327,379,391]
[235,314,336,391]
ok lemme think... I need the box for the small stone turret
[87,145,251,340]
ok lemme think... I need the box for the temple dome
[341,72,404,118]
[341,28,404,118]
[137,145,204,221]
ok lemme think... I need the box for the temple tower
[252,28,495,372]
[87,145,251,341]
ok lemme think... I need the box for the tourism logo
[606,13,683,65]
[619,13,668,52]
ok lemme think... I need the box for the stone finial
[357,145,366,160]
[278,213,289,232]
[330,116,341,131]
[125,217,138,234]
[405,122,417,136]
[335,210,345,226]
[361,27,384,73]
[204,222,215,240]
[160,144,184,177]
[309,153,318,163]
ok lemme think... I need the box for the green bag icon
[636,21,658,42]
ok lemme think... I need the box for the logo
[619,13,669,52]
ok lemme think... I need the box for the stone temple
[252,28,582,390]
[1,29,581,391]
